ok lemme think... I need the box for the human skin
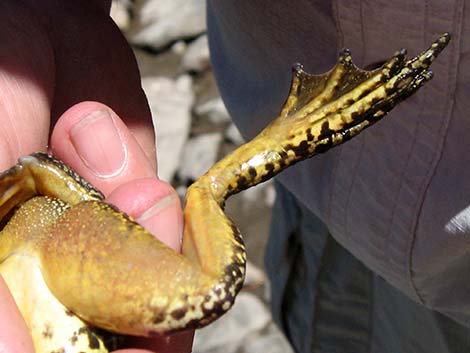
[0,0,192,352]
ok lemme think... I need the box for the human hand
[0,1,192,352]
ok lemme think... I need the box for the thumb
[50,101,183,251]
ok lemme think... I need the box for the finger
[0,277,35,353]
[50,101,156,194]
[50,101,183,251]
[107,178,183,251]
[0,2,54,169]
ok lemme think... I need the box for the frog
[0,33,450,353]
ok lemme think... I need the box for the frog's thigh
[0,254,109,353]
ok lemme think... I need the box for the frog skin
[0,34,450,353]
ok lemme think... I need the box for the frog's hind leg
[0,152,103,220]
[179,35,451,335]
[197,33,451,203]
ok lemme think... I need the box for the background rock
[130,0,206,49]
[141,75,194,181]
[178,132,222,183]
[181,34,211,72]
[195,97,232,125]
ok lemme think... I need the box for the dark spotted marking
[70,332,79,345]
[319,121,335,140]
[306,128,314,142]
[236,175,249,191]
[264,163,275,173]
[78,327,100,350]
[171,307,188,320]
[50,348,66,353]
[65,308,74,316]
[248,167,257,178]
[344,98,356,106]
[314,139,334,154]
[350,111,361,121]
[152,312,166,325]
[356,87,373,100]
[42,323,53,339]
[286,140,310,158]
[229,222,245,249]
[262,168,277,182]
[278,159,287,169]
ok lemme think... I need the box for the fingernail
[137,194,183,251]
[70,110,127,177]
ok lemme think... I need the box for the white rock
[110,0,131,31]
[175,185,187,200]
[171,40,187,56]
[179,132,222,181]
[195,97,231,124]
[265,182,277,208]
[242,323,294,353]
[131,0,206,48]
[181,34,210,72]
[141,75,194,181]
[244,261,266,289]
[134,47,182,78]
[193,292,271,353]
[240,180,276,210]
[226,123,245,145]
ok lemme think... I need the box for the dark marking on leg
[319,121,335,139]
[306,128,315,141]
[42,323,53,339]
[236,175,248,190]
[152,312,166,325]
[248,167,257,178]
[171,307,187,320]
[78,327,100,350]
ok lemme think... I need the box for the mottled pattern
[0,35,449,352]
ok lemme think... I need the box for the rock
[195,97,231,124]
[193,69,221,105]
[182,34,210,72]
[133,47,183,78]
[244,261,266,289]
[131,0,206,49]
[110,0,131,31]
[265,182,277,208]
[178,132,222,182]
[239,180,276,210]
[141,75,194,181]
[193,292,271,353]
[171,40,187,56]
[242,323,294,353]
[225,123,245,145]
